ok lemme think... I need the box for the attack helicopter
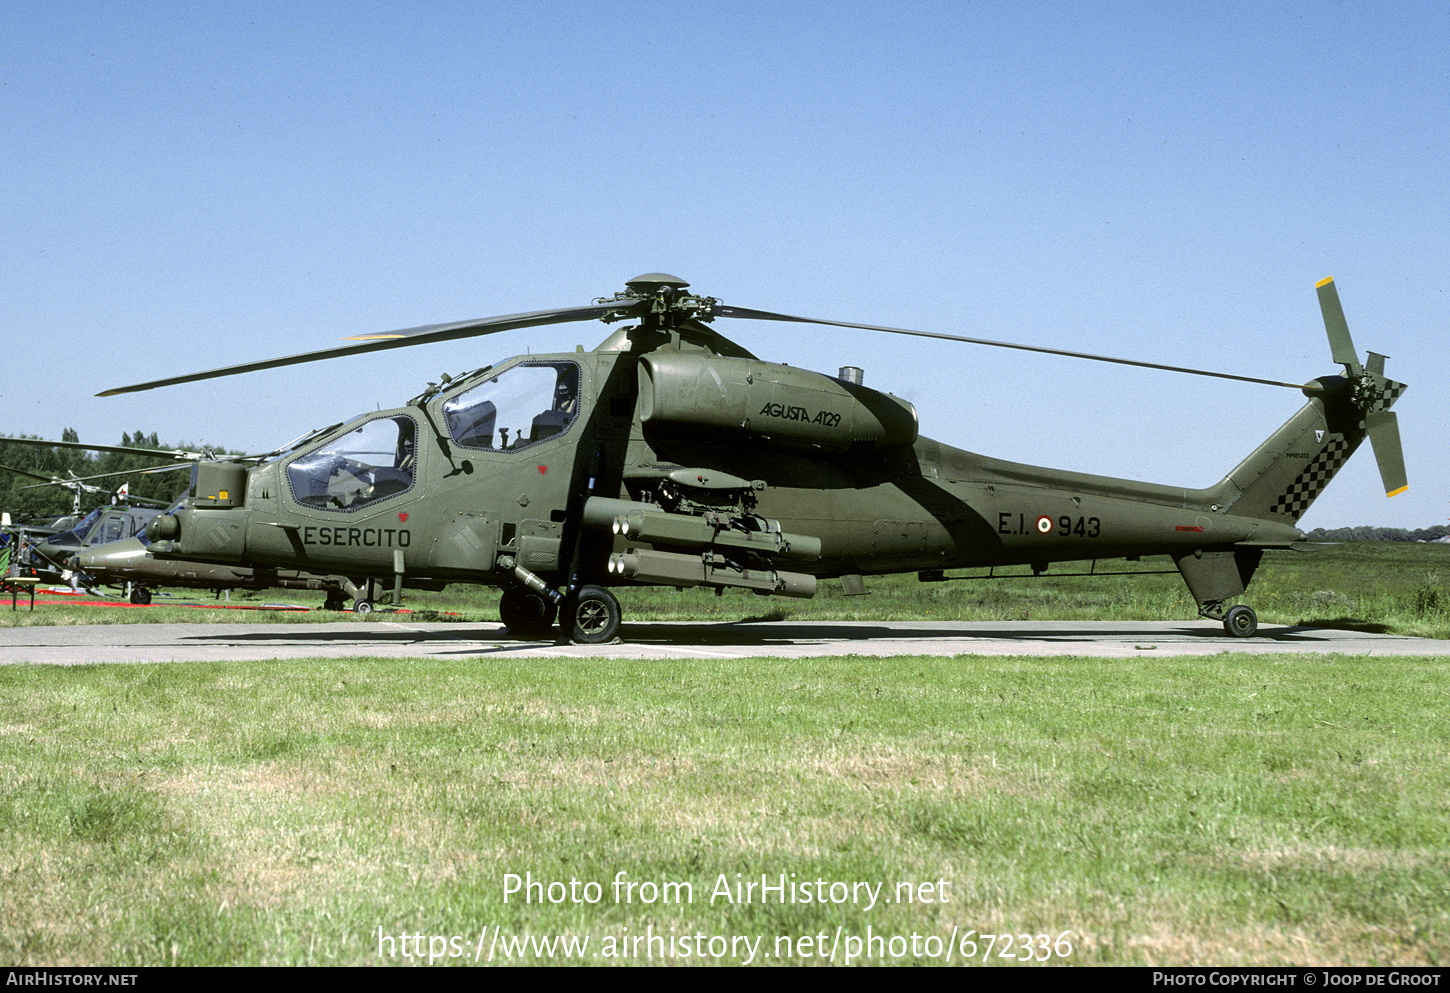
[1,438,216,584]
[2,439,387,609]
[26,503,168,586]
[0,467,168,583]
[73,497,386,606]
[102,273,1407,643]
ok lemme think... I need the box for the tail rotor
[1315,277,1408,497]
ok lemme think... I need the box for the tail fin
[1212,396,1366,525]
[1179,394,1364,623]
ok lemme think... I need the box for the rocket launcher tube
[582,497,821,560]
[609,548,817,599]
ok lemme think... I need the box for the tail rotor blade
[1316,276,1361,370]
[1365,409,1408,497]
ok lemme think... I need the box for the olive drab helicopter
[0,460,171,582]
[100,273,1407,643]
[1,437,387,609]
[0,437,232,583]
[73,502,386,607]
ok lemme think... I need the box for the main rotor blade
[1365,409,1408,497]
[21,478,105,494]
[0,463,59,484]
[1316,276,1361,370]
[715,305,1304,390]
[25,463,195,486]
[0,437,220,462]
[98,300,646,397]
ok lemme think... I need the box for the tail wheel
[564,585,621,644]
[1224,604,1258,638]
[130,587,152,605]
[499,588,559,639]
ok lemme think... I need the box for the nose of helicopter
[77,538,149,573]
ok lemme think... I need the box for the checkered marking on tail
[1270,434,1351,519]
[1373,379,1407,413]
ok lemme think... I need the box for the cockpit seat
[451,400,497,449]
[530,409,570,442]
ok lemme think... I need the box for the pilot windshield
[256,422,345,466]
[53,508,103,545]
[285,415,417,512]
[443,361,579,453]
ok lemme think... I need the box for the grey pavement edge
[1,620,1447,665]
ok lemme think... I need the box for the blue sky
[4,1,1447,529]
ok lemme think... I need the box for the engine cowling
[637,352,917,452]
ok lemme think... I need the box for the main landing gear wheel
[324,595,346,612]
[130,587,152,605]
[1224,604,1258,638]
[353,599,374,614]
[564,585,621,644]
[499,588,559,639]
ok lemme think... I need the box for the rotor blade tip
[1387,484,1408,498]
[1315,276,1335,288]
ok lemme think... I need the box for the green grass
[2,653,1448,966]
[5,542,1448,638]
[4,542,1446,966]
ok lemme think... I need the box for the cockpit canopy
[442,361,579,453]
[285,415,417,512]
[48,508,105,547]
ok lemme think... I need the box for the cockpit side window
[443,362,579,453]
[95,514,127,545]
[285,415,418,512]
[67,509,104,544]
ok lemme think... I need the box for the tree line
[1305,525,1450,543]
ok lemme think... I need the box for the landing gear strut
[494,556,621,643]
